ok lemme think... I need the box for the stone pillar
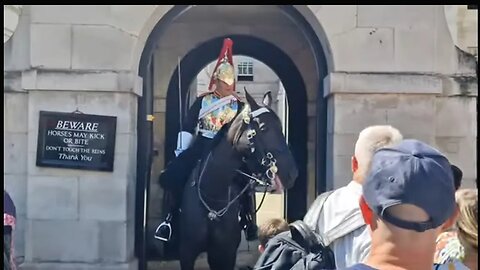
[323,72,476,189]
[19,70,140,270]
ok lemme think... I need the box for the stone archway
[4,4,475,270]
[135,5,331,266]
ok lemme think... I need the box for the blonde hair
[354,125,403,178]
[455,189,478,253]
[258,218,289,246]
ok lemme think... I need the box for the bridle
[238,106,279,186]
[197,105,280,221]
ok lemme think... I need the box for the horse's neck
[200,137,243,199]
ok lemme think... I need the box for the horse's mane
[227,105,249,145]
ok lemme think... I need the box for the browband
[250,107,269,118]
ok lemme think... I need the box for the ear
[262,91,272,107]
[258,245,265,253]
[359,196,374,228]
[351,156,358,174]
[244,88,260,110]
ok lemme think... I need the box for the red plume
[208,38,234,91]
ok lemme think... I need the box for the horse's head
[228,90,298,193]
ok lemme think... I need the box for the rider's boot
[154,189,179,242]
[154,142,201,242]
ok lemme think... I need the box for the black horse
[177,90,298,270]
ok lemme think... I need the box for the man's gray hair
[354,125,403,178]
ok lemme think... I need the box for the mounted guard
[155,38,258,242]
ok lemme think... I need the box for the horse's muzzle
[271,175,284,194]
[278,163,298,190]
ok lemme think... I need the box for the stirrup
[154,214,172,242]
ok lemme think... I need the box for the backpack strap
[303,190,334,231]
[316,190,334,214]
[289,220,319,253]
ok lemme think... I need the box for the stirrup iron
[154,213,172,242]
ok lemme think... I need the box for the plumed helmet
[209,38,235,90]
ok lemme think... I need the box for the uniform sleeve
[183,97,202,134]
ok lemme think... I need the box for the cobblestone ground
[147,250,259,270]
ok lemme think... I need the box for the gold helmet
[208,38,235,90]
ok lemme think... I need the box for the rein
[197,152,252,221]
[196,106,278,221]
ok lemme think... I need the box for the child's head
[258,218,289,253]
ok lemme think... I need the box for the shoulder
[324,183,361,209]
[198,91,212,98]
[190,95,207,108]
[197,91,214,99]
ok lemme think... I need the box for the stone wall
[445,5,478,56]
[19,71,139,270]
[3,5,477,269]
[324,72,477,189]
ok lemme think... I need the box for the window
[237,61,254,81]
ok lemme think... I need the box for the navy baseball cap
[363,139,456,232]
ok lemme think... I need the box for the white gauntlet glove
[174,131,193,157]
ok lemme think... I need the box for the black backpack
[253,192,336,270]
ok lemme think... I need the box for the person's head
[214,78,235,97]
[455,189,478,258]
[359,139,456,268]
[258,218,289,253]
[352,125,403,183]
[451,164,463,191]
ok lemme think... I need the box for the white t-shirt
[314,181,371,268]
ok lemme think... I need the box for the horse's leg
[179,180,207,270]
[206,232,241,270]
[179,208,204,270]
[206,211,242,270]
[179,248,200,270]
[207,247,238,270]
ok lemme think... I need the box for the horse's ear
[244,88,260,110]
[262,91,272,107]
